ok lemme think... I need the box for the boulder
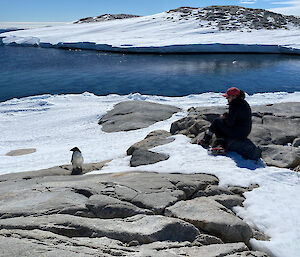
[99,101,181,132]
[127,130,174,155]
[261,145,300,168]
[130,149,169,167]
[165,197,253,243]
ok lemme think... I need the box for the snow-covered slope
[1,6,300,54]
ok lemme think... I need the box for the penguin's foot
[71,167,83,175]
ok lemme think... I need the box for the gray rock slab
[0,170,218,218]
[86,194,153,218]
[248,125,273,146]
[0,170,270,257]
[0,188,90,219]
[165,197,252,243]
[0,229,134,257]
[162,243,248,257]
[5,148,36,156]
[0,214,200,244]
[193,184,234,197]
[0,160,110,182]
[127,130,175,155]
[193,234,223,245]
[208,194,245,209]
[261,145,300,168]
[130,149,169,167]
[226,251,269,257]
[227,184,259,196]
[99,101,181,132]
[103,172,218,213]
[251,102,300,118]
[134,242,248,257]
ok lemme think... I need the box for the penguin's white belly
[71,151,84,168]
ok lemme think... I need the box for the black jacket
[224,98,252,139]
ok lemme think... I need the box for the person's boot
[210,137,227,155]
[212,137,226,148]
[197,132,212,148]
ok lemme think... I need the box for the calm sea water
[0,45,300,102]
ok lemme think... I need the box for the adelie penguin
[70,147,84,175]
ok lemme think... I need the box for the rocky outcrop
[98,101,181,132]
[127,130,174,155]
[0,170,269,257]
[166,6,300,31]
[127,130,174,167]
[170,102,300,169]
[74,14,141,24]
[130,149,169,167]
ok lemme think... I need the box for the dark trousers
[209,117,248,141]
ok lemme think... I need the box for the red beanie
[222,87,240,98]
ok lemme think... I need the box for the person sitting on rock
[198,87,252,149]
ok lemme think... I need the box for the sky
[0,0,299,22]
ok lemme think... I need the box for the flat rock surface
[98,101,181,132]
[0,170,269,257]
[5,148,36,156]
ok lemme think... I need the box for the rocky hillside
[166,6,300,31]
[74,14,141,24]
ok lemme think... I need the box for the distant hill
[2,5,300,54]
[74,14,141,24]
[166,6,300,31]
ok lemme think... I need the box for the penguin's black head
[70,147,81,152]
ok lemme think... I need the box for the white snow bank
[0,92,299,257]
[1,12,300,54]
[0,22,69,30]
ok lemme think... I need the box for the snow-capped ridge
[1,5,300,54]
[74,14,141,24]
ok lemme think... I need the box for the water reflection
[0,46,299,101]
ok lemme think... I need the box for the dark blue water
[0,45,300,102]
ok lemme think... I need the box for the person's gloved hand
[221,112,228,119]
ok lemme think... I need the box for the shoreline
[2,40,300,55]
